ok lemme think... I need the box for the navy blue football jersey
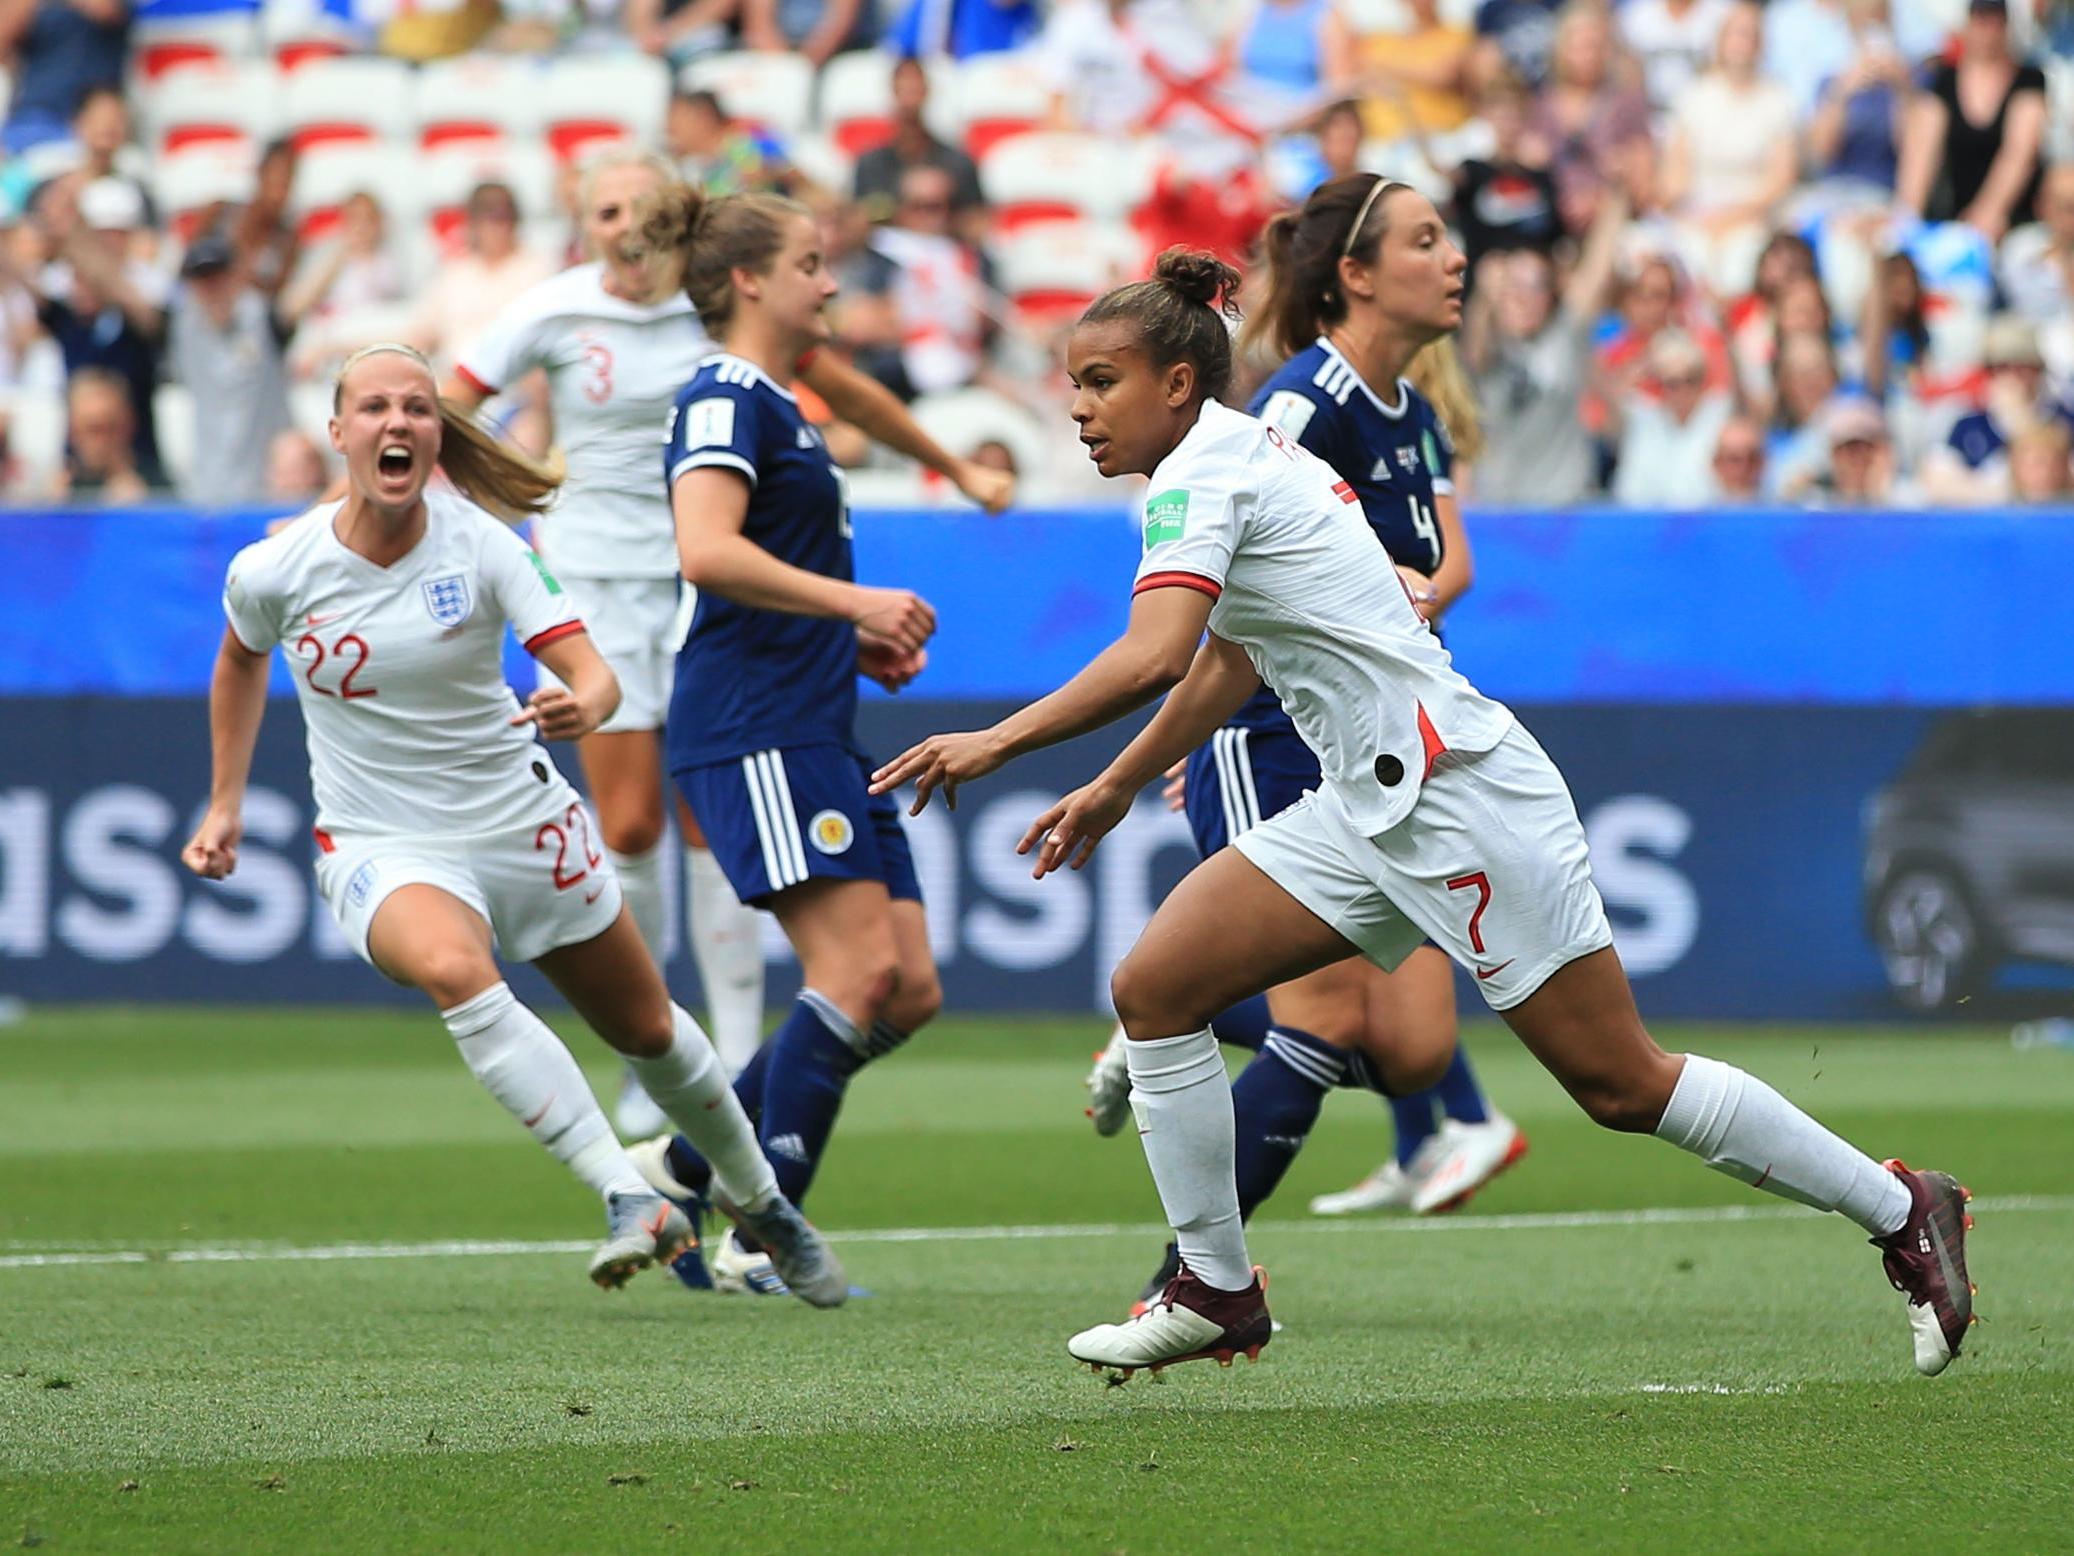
[1228,339,1456,733]
[663,354,856,769]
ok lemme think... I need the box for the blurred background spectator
[1708,411,1768,499]
[1529,2,1651,233]
[744,0,878,65]
[1620,0,1726,111]
[167,230,289,508]
[1354,0,1471,144]
[49,362,145,498]
[853,56,984,233]
[1609,325,1732,507]
[667,88,800,194]
[264,428,331,507]
[887,0,1041,57]
[1,0,128,155]
[283,192,410,379]
[1896,0,2045,241]
[408,181,554,369]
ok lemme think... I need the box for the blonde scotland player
[445,150,1013,1114]
[182,342,846,1305]
[874,233,1976,1381]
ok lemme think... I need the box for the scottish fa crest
[1395,446,1420,474]
[422,574,472,628]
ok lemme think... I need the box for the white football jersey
[223,490,587,838]
[456,263,713,581]
[1133,400,1515,836]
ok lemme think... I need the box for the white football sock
[1655,1054,1911,1235]
[625,1005,780,1211]
[1126,1027,1251,1291]
[441,982,648,1201]
[607,843,669,972]
[686,844,767,1073]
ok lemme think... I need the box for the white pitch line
[1,1195,2065,1273]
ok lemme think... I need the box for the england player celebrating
[620,187,943,1293]
[182,342,846,1305]
[445,150,1011,1123]
[874,233,1974,1381]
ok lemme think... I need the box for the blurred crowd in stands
[0,0,2068,507]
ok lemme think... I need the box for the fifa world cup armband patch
[525,551,564,596]
[1143,489,1190,547]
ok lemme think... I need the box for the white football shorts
[534,575,689,735]
[315,799,624,972]
[1232,724,1614,1010]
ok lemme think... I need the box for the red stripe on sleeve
[523,620,587,655]
[1416,700,1448,781]
[1331,480,1357,504]
[453,364,498,398]
[1133,571,1222,601]
[312,827,335,854]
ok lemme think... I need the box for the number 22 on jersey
[295,630,378,699]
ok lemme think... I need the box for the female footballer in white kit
[182,342,846,1305]
[445,150,1014,1118]
[874,232,1975,1381]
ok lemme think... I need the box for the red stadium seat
[995,219,1126,324]
[540,56,668,162]
[139,62,278,158]
[415,145,557,249]
[413,56,545,152]
[982,133,1153,233]
[278,58,414,153]
[816,52,960,159]
[952,52,1049,160]
[290,144,417,244]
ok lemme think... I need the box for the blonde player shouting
[874,233,1975,1381]
[445,150,1012,1124]
[182,342,846,1306]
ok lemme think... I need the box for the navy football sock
[1433,1045,1490,1124]
[1209,994,1271,1053]
[754,990,868,1209]
[1232,1027,1344,1221]
[731,1039,773,1124]
[1390,1091,1440,1168]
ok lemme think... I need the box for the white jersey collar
[1316,336,1411,420]
[706,352,799,404]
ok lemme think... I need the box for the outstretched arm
[182,629,273,879]
[868,584,1214,813]
[800,351,1016,513]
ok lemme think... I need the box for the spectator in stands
[1896,0,2047,242]
[1231,0,1354,132]
[282,191,410,379]
[48,364,146,500]
[1858,249,1929,402]
[666,89,797,196]
[1529,1,1653,234]
[888,0,1040,58]
[1353,0,1471,144]
[1921,315,2073,503]
[62,85,147,213]
[1447,74,1562,275]
[853,57,984,238]
[1039,0,1237,154]
[1997,161,2074,347]
[1610,326,1734,508]
[1815,395,1919,506]
[1472,0,1560,89]
[1763,0,1854,124]
[2008,421,2074,504]
[1765,329,1842,497]
[166,231,290,508]
[1461,192,1625,505]
[408,180,554,370]
[1725,230,1819,416]
[0,0,128,155]
[1707,411,1767,499]
[263,428,330,506]
[232,140,300,304]
[1805,0,1909,208]
[1660,2,1797,296]
[21,172,165,482]
[742,0,876,66]
[0,215,55,392]
[850,163,992,399]
[1276,97,1365,199]
[627,0,742,63]
[1619,0,1727,112]
[1591,252,1730,431]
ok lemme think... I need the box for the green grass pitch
[2,1007,2070,1553]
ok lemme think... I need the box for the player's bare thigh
[577,728,666,855]
[770,876,903,1031]
[1358,945,1456,1094]
[365,884,502,1009]
[1111,847,1358,1041]
[533,907,674,1058]
[1499,945,1682,1132]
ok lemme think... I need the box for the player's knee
[598,812,664,857]
[1109,953,1205,1037]
[594,998,675,1059]
[1571,1074,1665,1134]
[885,965,942,1034]
[415,948,499,1011]
[1372,1044,1450,1095]
[829,953,900,1025]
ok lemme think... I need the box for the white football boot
[1408,1112,1529,1215]
[1084,1024,1131,1137]
[1069,1263,1272,1383]
[708,1227,791,1296]
[587,1190,692,1290]
[717,1194,850,1309]
[1307,1132,1450,1216]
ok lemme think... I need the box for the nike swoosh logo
[522,1093,556,1128]
[583,886,603,905]
[306,611,339,626]
[1475,960,1514,981]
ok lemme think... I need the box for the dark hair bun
[1153,247,1243,317]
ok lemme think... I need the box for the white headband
[1341,178,1397,260]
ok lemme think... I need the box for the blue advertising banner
[5,695,2068,1018]
[4,505,2073,703]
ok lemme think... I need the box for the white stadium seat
[784,131,853,198]
[981,133,1153,232]
[950,51,1049,159]
[994,219,1126,323]
[138,61,278,157]
[130,13,259,84]
[678,51,815,139]
[413,55,546,152]
[910,388,1049,479]
[278,57,415,152]
[150,147,257,240]
[1,388,65,488]
[153,383,197,495]
[540,55,669,162]
[815,51,960,158]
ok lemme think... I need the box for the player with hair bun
[875,235,1974,1382]
[446,149,1011,1135]
[618,185,947,1298]
[183,343,846,1305]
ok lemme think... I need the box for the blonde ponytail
[1407,338,1484,466]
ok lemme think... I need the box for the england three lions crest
[422,574,472,629]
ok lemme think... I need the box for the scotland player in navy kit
[624,185,943,1295]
